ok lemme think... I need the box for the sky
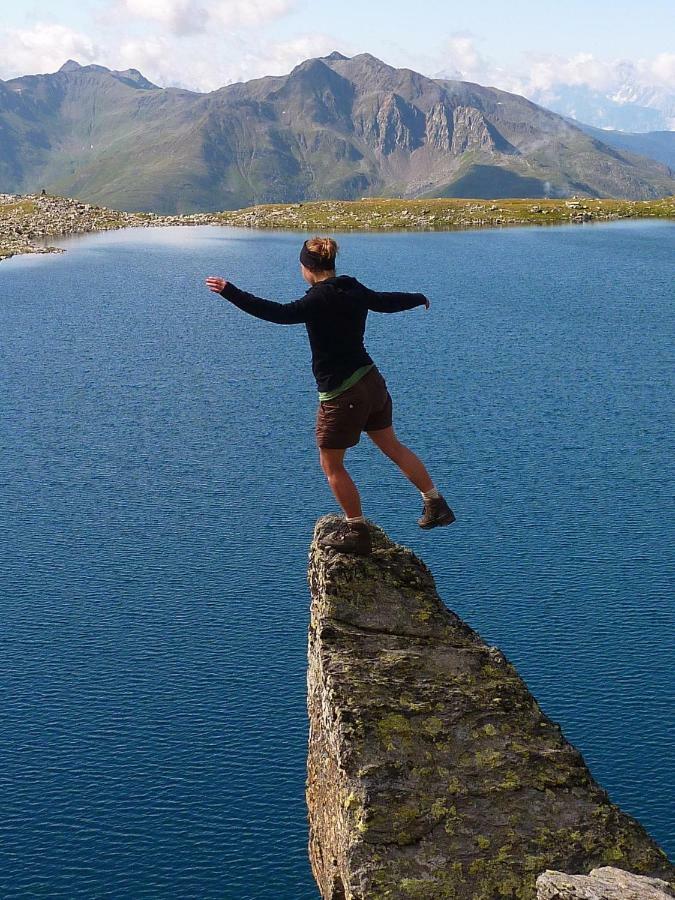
[0,0,673,101]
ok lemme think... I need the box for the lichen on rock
[305,515,674,900]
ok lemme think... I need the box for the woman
[205,236,455,555]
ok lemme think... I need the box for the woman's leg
[367,426,434,492]
[319,447,363,518]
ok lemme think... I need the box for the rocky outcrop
[451,106,497,155]
[424,103,454,152]
[306,516,674,900]
[374,94,425,155]
[537,866,675,899]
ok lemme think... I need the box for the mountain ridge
[1,52,673,213]
[567,120,675,169]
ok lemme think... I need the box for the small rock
[537,866,675,899]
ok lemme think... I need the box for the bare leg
[367,426,434,492]
[319,447,363,518]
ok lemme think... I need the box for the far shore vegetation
[1,192,673,261]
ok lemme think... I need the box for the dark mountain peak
[266,54,354,122]
[58,62,113,79]
[289,56,332,78]
[111,68,158,90]
[281,55,350,98]
[321,51,395,82]
[55,60,156,90]
[353,52,388,64]
[321,51,349,61]
[59,60,82,73]
[348,52,395,73]
[327,53,443,108]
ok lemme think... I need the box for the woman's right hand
[205,276,228,293]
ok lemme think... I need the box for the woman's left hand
[205,276,228,293]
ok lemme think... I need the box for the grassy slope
[214,195,675,229]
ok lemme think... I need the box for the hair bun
[306,236,338,262]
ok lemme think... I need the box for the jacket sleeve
[219,281,316,324]
[362,286,428,313]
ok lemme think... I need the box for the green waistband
[319,364,375,401]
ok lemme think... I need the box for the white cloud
[110,32,341,91]
[641,52,675,87]
[441,32,485,79]
[232,33,343,81]
[0,23,100,79]
[0,18,344,93]
[112,0,293,35]
[113,36,175,82]
[3,19,670,118]
[431,32,675,98]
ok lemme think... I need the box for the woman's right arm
[205,277,315,324]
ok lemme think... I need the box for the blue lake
[0,220,673,898]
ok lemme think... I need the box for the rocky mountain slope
[1,53,674,213]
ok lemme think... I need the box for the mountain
[527,82,675,133]
[567,120,675,170]
[1,54,673,213]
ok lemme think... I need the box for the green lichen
[411,765,434,779]
[422,716,444,736]
[475,749,503,768]
[344,792,359,810]
[467,857,535,899]
[377,712,412,750]
[431,798,448,819]
[446,776,462,794]
[498,770,521,791]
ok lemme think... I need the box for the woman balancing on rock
[205,237,455,555]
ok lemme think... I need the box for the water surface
[1,221,673,898]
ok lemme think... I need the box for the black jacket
[219,274,427,392]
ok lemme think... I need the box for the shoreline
[2,193,674,262]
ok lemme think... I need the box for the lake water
[0,220,673,898]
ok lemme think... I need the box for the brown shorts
[316,365,393,449]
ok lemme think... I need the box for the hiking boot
[418,494,456,529]
[320,521,372,556]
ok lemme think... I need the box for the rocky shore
[2,192,673,263]
[306,516,674,899]
[0,193,217,261]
